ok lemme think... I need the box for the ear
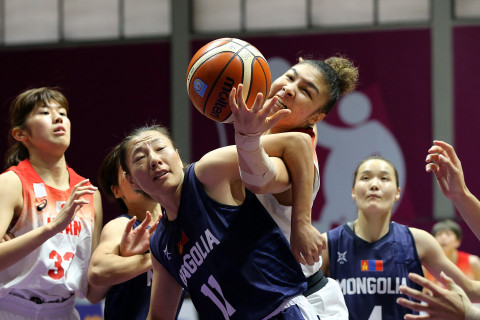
[298,57,304,63]
[111,185,120,199]
[351,188,356,201]
[394,187,401,201]
[454,238,461,250]
[125,173,141,192]
[11,127,27,142]
[308,112,326,126]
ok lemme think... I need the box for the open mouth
[153,171,168,181]
[54,126,66,134]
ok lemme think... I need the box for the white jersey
[256,159,322,277]
[256,131,349,319]
[0,160,95,302]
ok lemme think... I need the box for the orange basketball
[186,38,271,123]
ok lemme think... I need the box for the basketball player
[0,87,104,319]
[89,145,186,319]
[320,155,480,320]
[426,219,480,282]
[251,56,359,319]
[118,94,321,319]
[397,140,480,319]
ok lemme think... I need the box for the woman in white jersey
[0,87,104,320]
[255,55,359,319]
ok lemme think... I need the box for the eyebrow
[290,67,320,95]
[360,170,392,176]
[131,137,164,155]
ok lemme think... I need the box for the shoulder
[468,253,480,269]
[409,227,443,260]
[195,145,242,190]
[0,171,23,196]
[99,216,131,240]
[409,227,435,244]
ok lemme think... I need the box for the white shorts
[265,295,320,320]
[306,277,349,320]
[0,293,79,320]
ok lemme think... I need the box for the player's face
[112,168,148,206]
[435,230,460,253]
[266,63,328,133]
[352,159,400,216]
[125,130,184,200]
[22,101,71,154]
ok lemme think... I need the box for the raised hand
[397,272,467,320]
[119,211,160,257]
[52,179,97,231]
[426,140,466,200]
[230,84,290,136]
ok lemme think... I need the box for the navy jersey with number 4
[327,222,423,320]
[150,164,307,320]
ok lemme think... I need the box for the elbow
[86,293,103,305]
[88,265,106,287]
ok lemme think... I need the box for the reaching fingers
[125,216,137,232]
[138,211,152,230]
[266,109,291,128]
[397,296,427,313]
[148,221,159,236]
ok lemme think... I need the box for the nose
[369,178,380,190]
[282,84,295,97]
[53,111,63,124]
[150,154,163,168]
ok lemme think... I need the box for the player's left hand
[290,222,326,266]
[119,211,160,257]
[230,83,290,136]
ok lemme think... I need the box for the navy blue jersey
[150,164,307,320]
[327,222,423,320]
[104,215,185,320]
[104,215,152,320]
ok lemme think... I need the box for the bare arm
[0,173,96,271]
[88,217,152,287]
[426,140,480,240]
[470,255,480,281]
[147,255,183,320]
[282,132,325,265]
[413,227,480,302]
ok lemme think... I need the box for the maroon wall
[0,42,171,223]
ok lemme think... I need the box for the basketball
[186,38,271,123]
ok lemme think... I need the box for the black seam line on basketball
[258,57,269,99]
[187,39,233,90]
[200,51,238,120]
[202,42,250,122]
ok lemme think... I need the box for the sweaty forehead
[128,131,170,152]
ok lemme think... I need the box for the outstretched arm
[398,272,480,320]
[230,84,325,265]
[426,140,480,240]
